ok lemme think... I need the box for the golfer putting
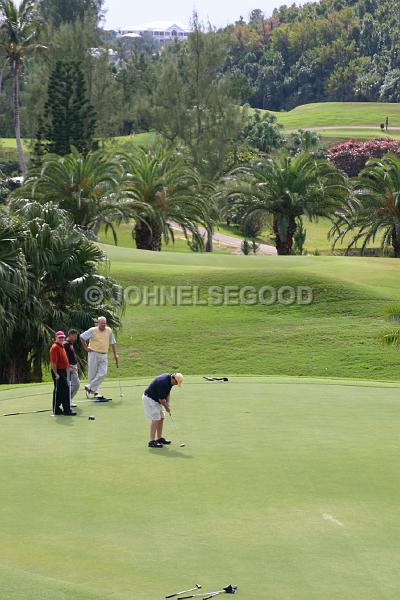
[143,372,183,448]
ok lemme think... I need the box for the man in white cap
[142,372,183,448]
[80,316,118,399]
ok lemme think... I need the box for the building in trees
[119,21,192,44]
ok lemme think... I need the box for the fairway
[266,102,400,130]
[1,377,400,600]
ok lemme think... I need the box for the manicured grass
[1,377,400,599]
[310,129,400,140]
[0,138,30,150]
[107,131,158,150]
[266,102,400,130]
[98,246,400,382]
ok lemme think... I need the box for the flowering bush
[327,139,400,177]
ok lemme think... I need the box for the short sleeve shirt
[145,374,173,403]
[50,343,69,370]
[80,328,116,344]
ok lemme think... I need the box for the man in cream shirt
[80,316,119,399]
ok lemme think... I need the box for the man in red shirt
[50,331,76,416]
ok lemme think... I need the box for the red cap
[55,331,65,338]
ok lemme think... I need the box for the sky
[102,0,307,30]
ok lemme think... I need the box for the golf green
[1,377,399,600]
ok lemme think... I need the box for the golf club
[3,408,52,417]
[169,412,185,447]
[68,373,73,410]
[52,376,58,415]
[166,584,202,598]
[116,360,123,398]
[202,585,237,600]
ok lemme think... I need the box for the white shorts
[143,394,164,421]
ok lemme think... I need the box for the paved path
[170,222,277,255]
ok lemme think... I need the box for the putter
[169,412,185,447]
[166,584,202,598]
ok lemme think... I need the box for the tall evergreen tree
[35,61,96,158]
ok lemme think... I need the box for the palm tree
[331,153,400,257]
[0,212,26,352]
[223,151,349,255]
[0,0,44,173]
[14,147,137,242]
[0,202,123,383]
[121,147,212,251]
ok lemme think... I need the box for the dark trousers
[52,369,71,414]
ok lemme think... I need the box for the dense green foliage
[2,0,399,154]
[37,0,103,26]
[0,203,122,383]
[223,0,400,110]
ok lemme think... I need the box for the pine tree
[35,61,96,158]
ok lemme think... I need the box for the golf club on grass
[165,584,202,598]
[116,360,123,399]
[169,412,185,447]
[179,585,237,600]
[52,376,58,416]
[3,408,52,417]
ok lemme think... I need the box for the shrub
[241,239,251,255]
[327,139,400,177]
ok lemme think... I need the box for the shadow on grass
[148,448,193,459]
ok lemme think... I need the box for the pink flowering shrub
[327,139,400,177]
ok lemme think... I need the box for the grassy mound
[99,247,399,382]
[1,377,399,599]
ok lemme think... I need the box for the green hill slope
[101,247,399,382]
[266,102,400,131]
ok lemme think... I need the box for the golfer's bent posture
[63,329,80,407]
[50,331,76,416]
[80,316,118,398]
[143,373,183,448]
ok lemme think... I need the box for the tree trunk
[31,352,43,383]
[12,61,27,175]
[392,225,400,258]
[0,346,31,384]
[205,227,213,252]
[273,216,297,255]
[134,219,162,251]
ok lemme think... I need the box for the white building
[119,20,192,43]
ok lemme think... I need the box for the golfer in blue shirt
[143,373,183,448]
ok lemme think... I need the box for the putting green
[1,377,399,599]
